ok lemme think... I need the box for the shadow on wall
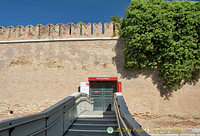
[112,39,199,100]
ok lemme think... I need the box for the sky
[0,0,131,27]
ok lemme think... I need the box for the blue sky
[0,0,131,27]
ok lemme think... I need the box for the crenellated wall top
[0,22,119,41]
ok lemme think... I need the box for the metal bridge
[0,92,150,136]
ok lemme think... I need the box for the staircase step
[65,129,119,136]
[70,124,118,130]
[76,118,116,121]
[81,111,115,115]
[64,131,119,136]
[64,111,119,136]
[74,118,117,124]
[78,114,116,118]
[73,123,118,126]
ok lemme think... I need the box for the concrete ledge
[0,37,121,44]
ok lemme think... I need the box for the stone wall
[0,23,199,129]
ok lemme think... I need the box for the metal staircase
[65,111,119,136]
[0,92,149,136]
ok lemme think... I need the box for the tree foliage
[111,16,121,36]
[111,16,121,23]
[120,0,200,91]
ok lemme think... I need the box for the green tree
[120,0,200,91]
[111,16,121,23]
[78,21,84,25]
[111,16,121,36]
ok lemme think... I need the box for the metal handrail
[29,98,91,136]
[0,113,47,132]
[0,93,93,132]
[0,96,75,132]
[114,97,123,136]
[114,93,150,136]
[0,93,94,136]
[114,94,132,136]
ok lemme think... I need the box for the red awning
[88,77,118,81]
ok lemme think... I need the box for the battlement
[0,22,119,41]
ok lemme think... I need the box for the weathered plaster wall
[0,23,199,129]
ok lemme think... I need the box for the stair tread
[78,115,116,118]
[70,125,118,130]
[74,120,117,124]
[64,131,119,136]
[64,111,119,136]
[76,118,117,121]
[80,111,115,115]
[73,123,118,126]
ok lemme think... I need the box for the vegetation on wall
[111,16,121,36]
[111,16,121,23]
[120,0,200,91]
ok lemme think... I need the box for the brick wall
[0,22,117,41]
[0,23,199,129]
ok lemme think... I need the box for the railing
[0,92,93,136]
[0,92,150,136]
[114,93,150,136]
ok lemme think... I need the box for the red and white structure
[80,77,122,96]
